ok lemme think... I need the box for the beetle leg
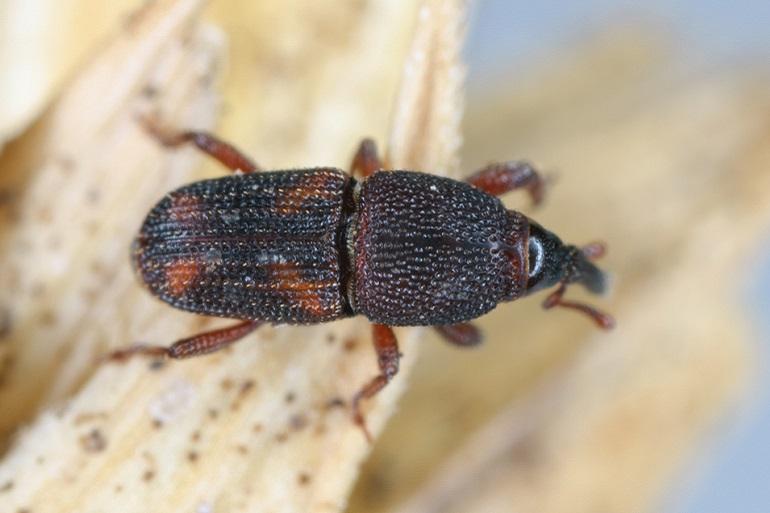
[350,138,384,178]
[466,161,545,205]
[106,320,262,362]
[433,323,483,347]
[542,284,615,329]
[140,115,261,173]
[352,324,400,443]
[581,241,607,260]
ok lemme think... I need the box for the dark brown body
[115,125,612,442]
[134,168,530,327]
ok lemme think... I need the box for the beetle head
[525,221,607,296]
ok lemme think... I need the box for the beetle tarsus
[105,343,169,363]
[352,324,400,443]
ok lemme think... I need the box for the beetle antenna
[540,243,614,329]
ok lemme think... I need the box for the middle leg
[140,115,260,174]
[433,323,483,347]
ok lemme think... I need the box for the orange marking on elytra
[275,172,339,215]
[165,258,202,297]
[168,193,203,227]
[266,261,337,317]
[296,291,334,317]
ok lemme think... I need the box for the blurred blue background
[464,2,770,512]
[467,0,770,78]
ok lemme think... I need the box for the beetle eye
[528,236,544,282]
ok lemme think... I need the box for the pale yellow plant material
[350,35,769,513]
[0,0,141,147]
[0,0,222,446]
[0,0,466,512]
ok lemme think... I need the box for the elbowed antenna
[543,243,615,329]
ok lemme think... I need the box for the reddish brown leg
[466,161,545,205]
[581,241,607,259]
[106,320,262,362]
[352,324,400,443]
[350,138,383,178]
[140,116,260,173]
[542,284,615,329]
[434,323,483,347]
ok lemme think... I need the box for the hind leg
[106,320,262,362]
[140,116,260,173]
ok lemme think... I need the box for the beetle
[111,118,614,440]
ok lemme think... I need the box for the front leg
[542,243,615,329]
[466,161,545,205]
[352,324,400,442]
[542,284,615,329]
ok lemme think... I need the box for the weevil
[111,120,614,441]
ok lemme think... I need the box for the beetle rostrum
[110,120,614,442]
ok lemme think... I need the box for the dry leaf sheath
[352,35,768,513]
[0,0,465,512]
[0,0,142,147]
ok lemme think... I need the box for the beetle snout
[573,254,607,295]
